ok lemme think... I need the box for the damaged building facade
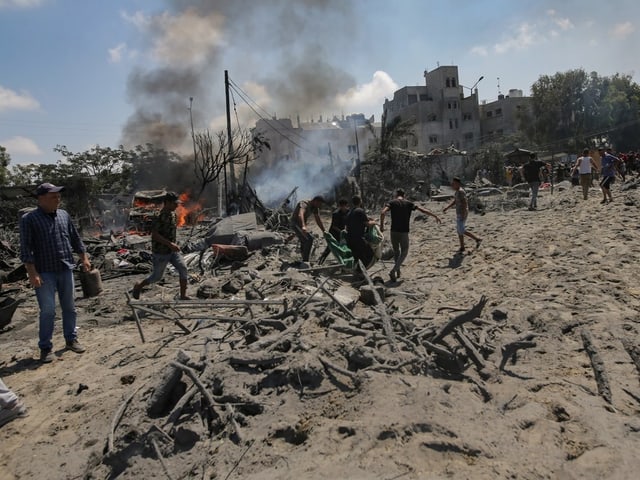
[382,65,483,154]
[479,88,531,143]
[382,65,532,154]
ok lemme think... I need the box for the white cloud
[120,10,151,30]
[108,43,127,63]
[335,71,398,118]
[0,85,40,112]
[0,0,45,8]
[1,136,42,156]
[470,45,489,57]
[547,9,574,31]
[613,22,635,38]
[474,11,577,58]
[494,23,538,54]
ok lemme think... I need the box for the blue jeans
[145,252,188,284]
[35,270,77,350]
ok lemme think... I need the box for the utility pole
[189,97,197,161]
[327,142,339,202]
[224,70,236,213]
[353,117,363,197]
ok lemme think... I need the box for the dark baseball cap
[164,191,183,203]
[36,183,65,195]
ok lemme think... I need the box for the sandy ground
[1,181,640,480]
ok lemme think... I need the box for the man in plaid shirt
[20,183,91,363]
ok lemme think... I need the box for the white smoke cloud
[252,146,352,207]
[335,71,398,118]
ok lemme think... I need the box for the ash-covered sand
[1,182,640,480]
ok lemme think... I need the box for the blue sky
[1,0,638,166]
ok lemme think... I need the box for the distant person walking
[379,189,441,282]
[290,195,326,263]
[571,148,598,200]
[443,177,482,253]
[318,198,349,265]
[598,147,621,204]
[520,152,550,210]
[19,183,91,363]
[132,191,190,300]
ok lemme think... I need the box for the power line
[226,77,332,161]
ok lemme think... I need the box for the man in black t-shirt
[520,153,550,211]
[380,189,441,282]
[345,195,376,270]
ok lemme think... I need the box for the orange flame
[175,191,204,227]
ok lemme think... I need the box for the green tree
[129,143,185,191]
[7,163,58,186]
[54,144,134,194]
[528,69,590,150]
[527,69,640,152]
[365,114,416,168]
[0,145,10,185]
[596,74,640,151]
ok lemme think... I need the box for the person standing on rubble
[519,152,550,211]
[317,198,349,265]
[19,183,91,363]
[443,177,482,254]
[132,191,190,300]
[290,195,326,264]
[380,188,441,282]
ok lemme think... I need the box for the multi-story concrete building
[479,89,532,143]
[382,65,482,153]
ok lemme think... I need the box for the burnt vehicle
[128,190,167,232]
